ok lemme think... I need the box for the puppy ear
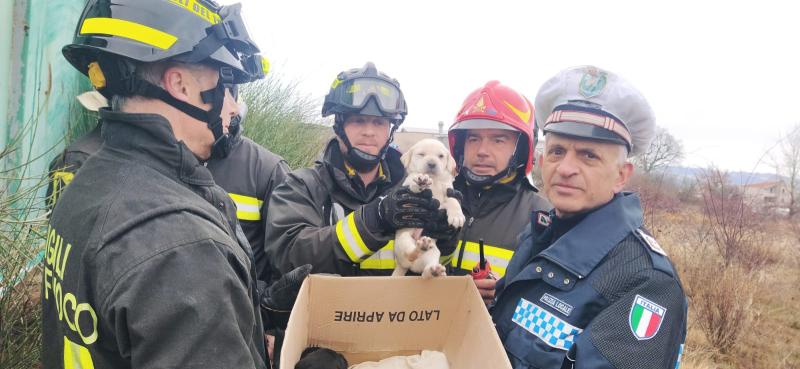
[447,153,458,176]
[401,146,413,168]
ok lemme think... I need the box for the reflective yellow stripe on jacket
[335,212,372,262]
[335,212,395,269]
[450,241,514,277]
[228,193,263,221]
[64,336,94,369]
[359,241,395,270]
[49,171,76,208]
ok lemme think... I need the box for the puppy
[295,347,348,369]
[393,139,465,278]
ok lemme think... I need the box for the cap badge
[579,68,608,98]
[469,96,487,114]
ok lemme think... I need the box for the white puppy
[393,139,465,278]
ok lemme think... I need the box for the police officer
[43,1,271,368]
[264,62,441,278]
[444,81,551,305]
[490,66,687,369]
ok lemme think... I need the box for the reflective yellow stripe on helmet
[360,241,395,270]
[64,336,94,369]
[80,18,177,50]
[451,241,514,277]
[335,212,372,263]
[228,193,263,221]
[169,0,221,24]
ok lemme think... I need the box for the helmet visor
[335,78,404,114]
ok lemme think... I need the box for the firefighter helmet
[449,81,537,183]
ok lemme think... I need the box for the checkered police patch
[512,298,583,351]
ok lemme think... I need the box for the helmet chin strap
[131,67,235,160]
[334,115,398,173]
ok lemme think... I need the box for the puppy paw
[408,174,432,192]
[448,213,466,228]
[422,263,447,279]
[416,236,434,252]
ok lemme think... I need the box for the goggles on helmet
[180,3,266,83]
[330,78,404,115]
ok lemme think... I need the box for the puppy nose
[427,162,437,169]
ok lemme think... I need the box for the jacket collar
[455,172,528,217]
[537,192,643,278]
[99,108,216,187]
[320,138,404,202]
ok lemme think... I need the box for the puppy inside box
[295,347,347,369]
[295,347,448,369]
[280,275,511,369]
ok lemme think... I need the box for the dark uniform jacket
[491,193,687,369]
[42,118,287,284]
[448,174,551,277]
[42,110,267,369]
[45,123,103,211]
[206,133,289,283]
[264,138,404,279]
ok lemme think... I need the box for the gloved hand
[446,187,464,204]
[261,264,312,331]
[425,188,464,234]
[261,264,312,312]
[422,209,459,239]
[363,186,440,233]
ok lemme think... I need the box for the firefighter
[444,81,551,305]
[43,1,273,367]
[203,87,291,284]
[44,71,288,290]
[264,62,442,278]
[490,66,688,369]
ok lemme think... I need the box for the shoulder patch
[629,295,666,340]
[636,229,666,256]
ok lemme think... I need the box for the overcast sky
[236,0,800,173]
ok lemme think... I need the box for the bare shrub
[690,263,757,356]
[698,168,769,270]
[626,171,681,231]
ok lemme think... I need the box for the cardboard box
[280,275,512,369]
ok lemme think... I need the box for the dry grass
[656,206,800,369]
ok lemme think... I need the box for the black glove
[446,187,464,204]
[261,264,312,331]
[262,264,312,312]
[363,186,440,233]
[422,209,459,240]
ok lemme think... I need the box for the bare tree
[634,126,684,174]
[773,124,800,216]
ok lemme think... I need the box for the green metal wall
[2,0,89,194]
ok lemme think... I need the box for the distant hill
[663,166,782,185]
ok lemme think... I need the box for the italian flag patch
[629,295,666,340]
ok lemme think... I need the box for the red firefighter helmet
[449,80,537,175]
